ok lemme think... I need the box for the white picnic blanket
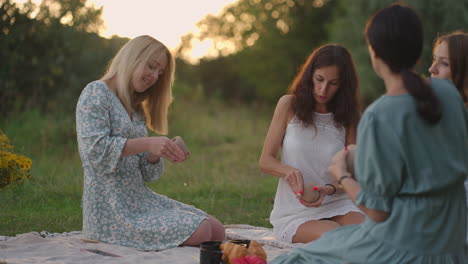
[0,225,301,263]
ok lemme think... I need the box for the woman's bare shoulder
[276,95,295,123]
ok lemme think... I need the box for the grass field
[0,96,278,236]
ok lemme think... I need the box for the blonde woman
[76,35,224,251]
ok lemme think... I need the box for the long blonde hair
[101,35,175,134]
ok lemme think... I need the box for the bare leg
[180,215,225,246]
[207,215,225,241]
[292,220,340,243]
[180,219,212,246]
[332,212,365,226]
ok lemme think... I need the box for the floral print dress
[76,80,207,251]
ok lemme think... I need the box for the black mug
[200,241,223,264]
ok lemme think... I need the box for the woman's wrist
[124,137,155,157]
[144,137,155,153]
[324,183,337,195]
[337,173,353,188]
[146,151,161,164]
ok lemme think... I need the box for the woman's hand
[328,146,354,182]
[285,168,304,197]
[298,187,327,207]
[148,137,187,163]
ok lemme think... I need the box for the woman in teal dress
[271,4,468,264]
[76,35,225,251]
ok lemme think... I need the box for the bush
[0,130,32,188]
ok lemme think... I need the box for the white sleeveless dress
[270,113,361,243]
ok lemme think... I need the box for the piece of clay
[301,182,320,203]
[172,136,190,154]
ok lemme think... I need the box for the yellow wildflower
[0,130,33,189]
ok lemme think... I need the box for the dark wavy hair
[366,4,442,124]
[433,31,468,103]
[288,44,360,132]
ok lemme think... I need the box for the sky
[15,0,239,60]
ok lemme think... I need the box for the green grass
[0,97,278,236]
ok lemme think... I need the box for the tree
[328,0,468,105]
[0,0,128,114]
[176,0,337,103]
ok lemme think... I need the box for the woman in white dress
[259,44,364,243]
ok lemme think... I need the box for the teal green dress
[271,78,468,263]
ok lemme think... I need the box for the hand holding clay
[172,136,190,156]
[301,182,320,203]
[345,144,356,176]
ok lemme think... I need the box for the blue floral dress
[271,78,468,263]
[76,80,207,251]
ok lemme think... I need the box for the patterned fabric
[271,78,468,263]
[270,113,361,243]
[76,80,207,251]
[0,226,295,263]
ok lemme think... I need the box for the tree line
[0,0,128,115]
[176,0,468,105]
[1,0,467,116]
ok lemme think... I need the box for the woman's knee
[338,212,365,225]
[319,220,341,233]
[293,220,340,243]
[207,215,225,241]
[181,219,212,246]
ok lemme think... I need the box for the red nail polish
[299,190,303,194]
[294,192,297,195]
[300,200,304,204]
[313,187,319,191]
[345,147,348,151]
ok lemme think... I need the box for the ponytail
[401,70,442,124]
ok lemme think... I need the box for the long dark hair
[434,31,468,103]
[366,4,441,124]
[289,44,360,131]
